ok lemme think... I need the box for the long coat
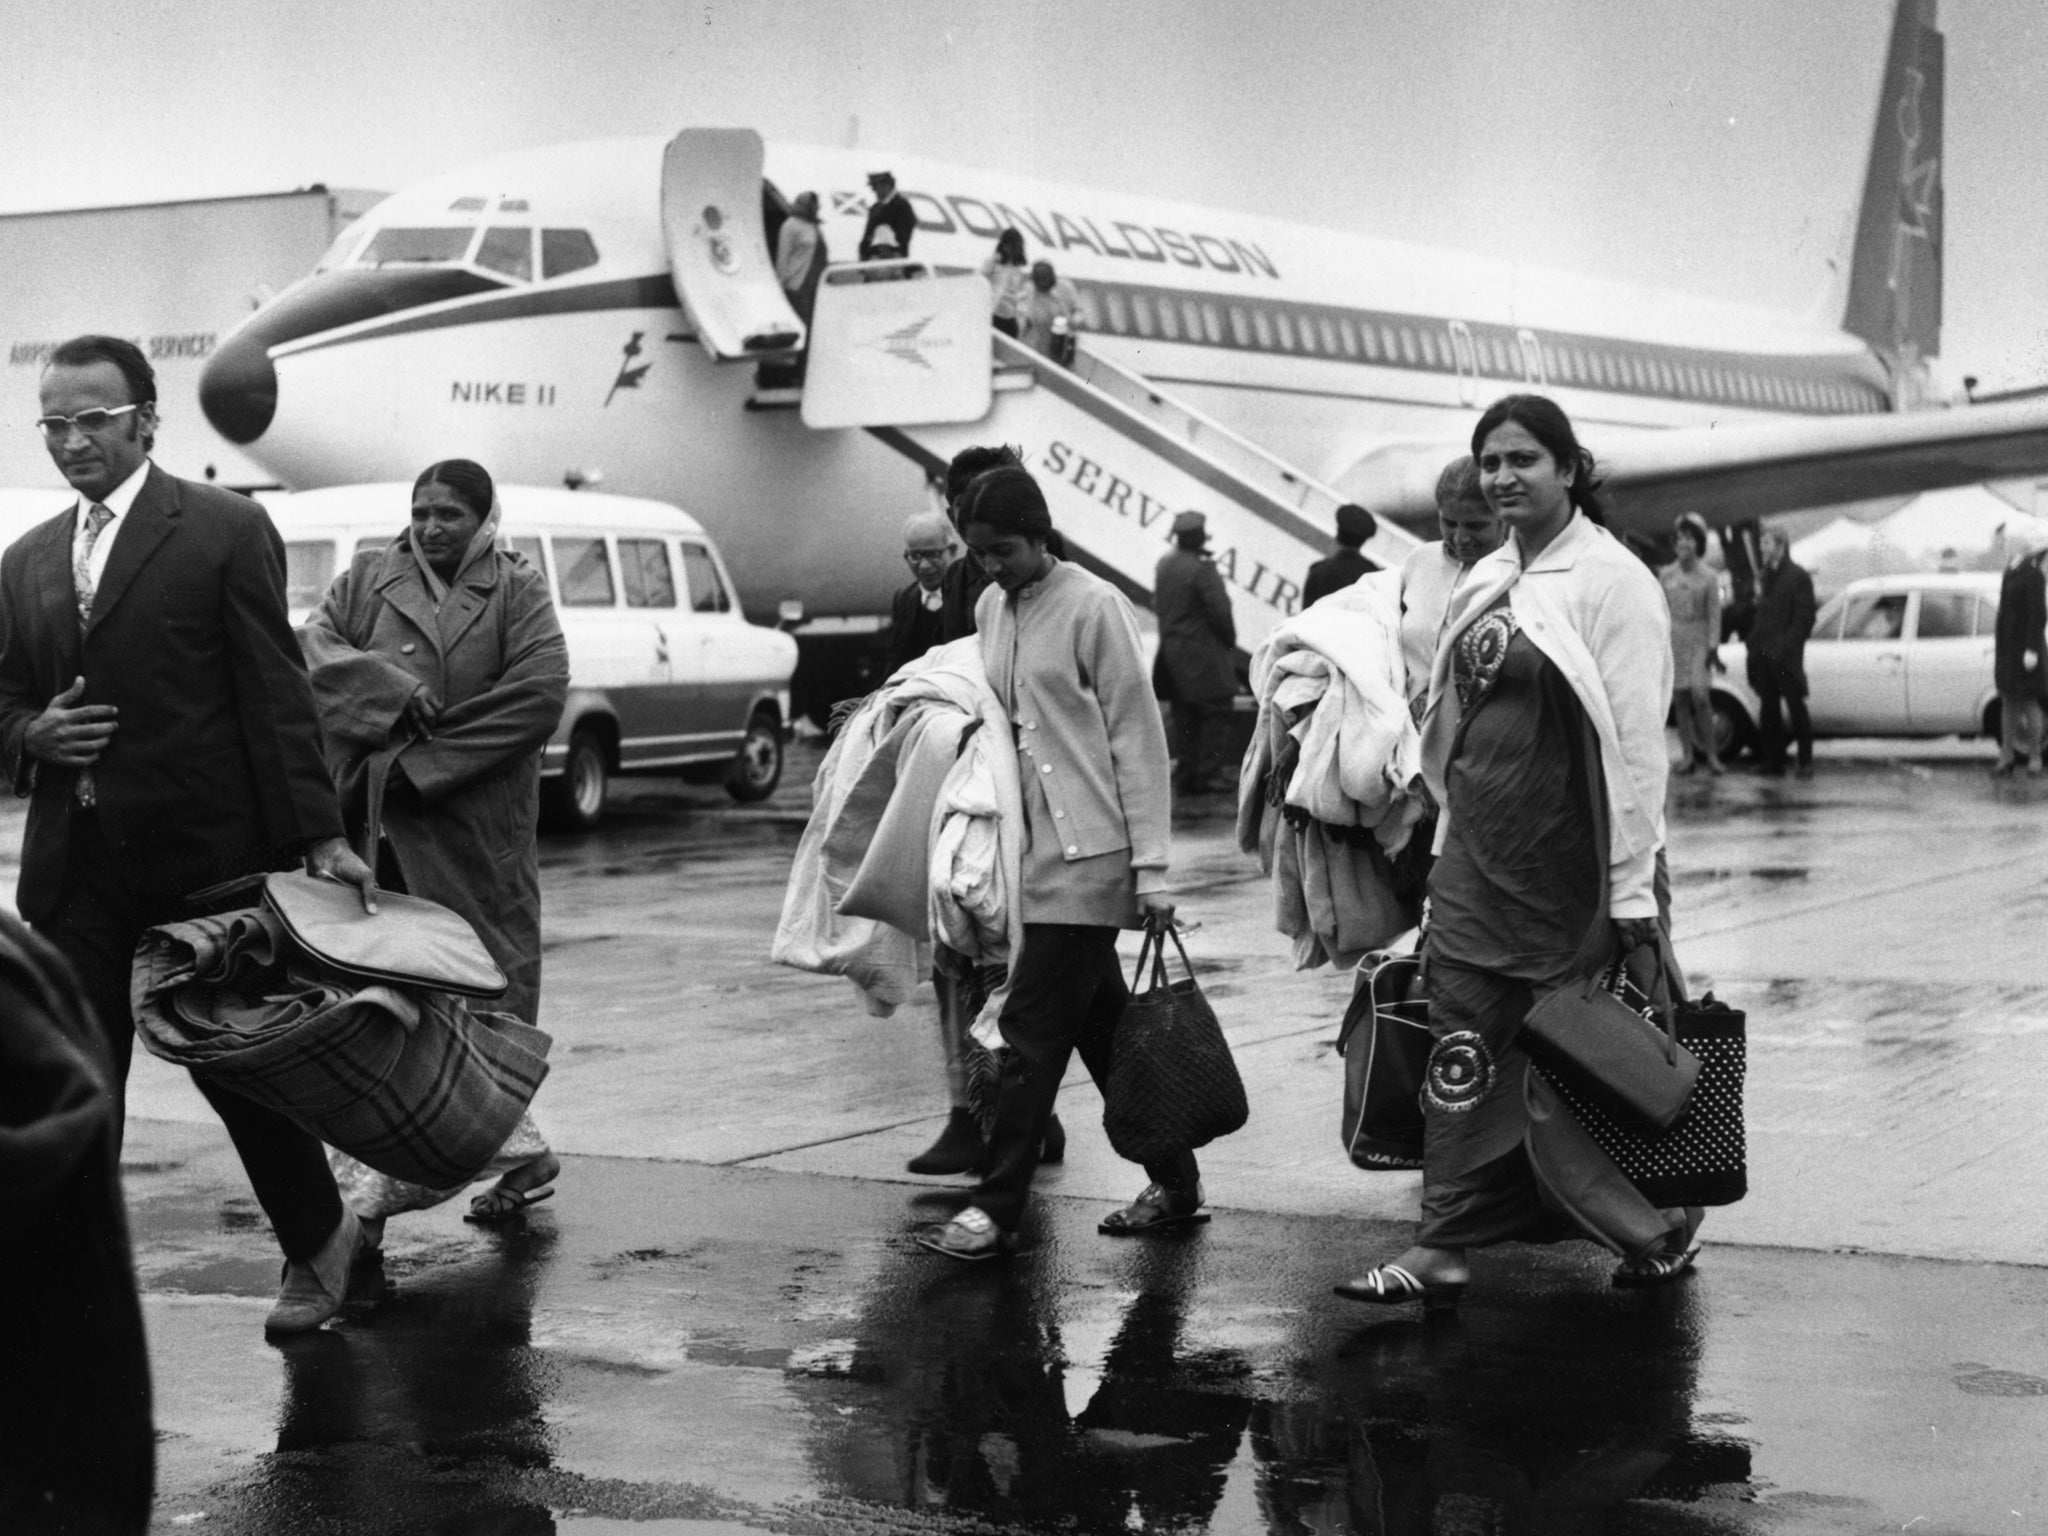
[299,535,568,1025]
[1746,556,1817,698]
[1152,547,1237,705]
[1994,555,2048,699]
[0,465,342,915]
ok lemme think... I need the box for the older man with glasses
[0,334,377,1341]
[886,510,960,676]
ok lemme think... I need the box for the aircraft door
[662,129,805,361]
[1448,321,1479,406]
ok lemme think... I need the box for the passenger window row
[1067,283,1885,415]
[315,532,730,614]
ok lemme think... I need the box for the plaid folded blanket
[131,909,550,1189]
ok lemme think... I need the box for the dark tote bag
[1102,918,1249,1164]
[1334,949,1430,1170]
[1537,956,1749,1208]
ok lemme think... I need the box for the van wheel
[1710,694,1754,761]
[545,729,609,831]
[725,710,783,802]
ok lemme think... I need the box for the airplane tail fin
[1842,0,1943,364]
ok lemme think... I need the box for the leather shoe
[906,1108,984,1175]
[265,1208,364,1335]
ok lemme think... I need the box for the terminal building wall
[0,189,382,492]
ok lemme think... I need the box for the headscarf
[408,494,504,605]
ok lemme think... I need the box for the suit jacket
[1303,546,1379,608]
[859,192,917,259]
[1745,557,1817,696]
[886,579,949,677]
[0,466,343,919]
[1151,548,1237,704]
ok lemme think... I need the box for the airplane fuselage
[203,135,1893,621]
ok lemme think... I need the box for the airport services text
[1042,440,1303,616]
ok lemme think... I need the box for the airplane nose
[200,330,277,445]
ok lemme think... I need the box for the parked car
[262,484,797,828]
[1709,572,2001,758]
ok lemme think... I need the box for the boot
[907,1109,985,1175]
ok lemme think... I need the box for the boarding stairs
[661,128,1418,654]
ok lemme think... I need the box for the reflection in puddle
[791,1238,1755,1533]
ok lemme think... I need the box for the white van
[262,484,797,828]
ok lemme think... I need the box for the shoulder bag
[1521,938,1698,1134]
[1103,917,1249,1164]
[1537,951,1749,1207]
[1334,948,1430,1170]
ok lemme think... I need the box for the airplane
[196,0,2048,664]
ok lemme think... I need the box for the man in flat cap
[859,171,917,261]
[1153,511,1237,795]
[1303,502,1380,607]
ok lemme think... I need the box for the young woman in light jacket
[917,464,1204,1259]
[1336,394,1696,1310]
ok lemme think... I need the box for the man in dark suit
[859,170,917,260]
[1745,526,1817,778]
[885,511,957,676]
[1302,503,1380,607]
[0,334,378,1334]
[1153,511,1238,794]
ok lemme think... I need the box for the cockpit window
[542,229,600,279]
[358,227,475,266]
[475,226,534,282]
[314,222,370,273]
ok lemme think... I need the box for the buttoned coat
[0,466,342,917]
[299,535,568,1024]
[1152,547,1237,705]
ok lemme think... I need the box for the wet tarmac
[14,738,2048,1532]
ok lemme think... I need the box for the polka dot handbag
[1536,960,1749,1208]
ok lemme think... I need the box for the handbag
[1334,949,1430,1170]
[1537,958,1749,1207]
[1521,940,1699,1134]
[1101,917,1249,1164]
[260,744,509,998]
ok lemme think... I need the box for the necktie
[72,503,112,807]
[74,502,112,627]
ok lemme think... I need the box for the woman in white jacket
[1337,394,1696,1309]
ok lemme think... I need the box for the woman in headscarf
[1336,395,1696,1309]
[1398,455,1506,719]
[916,464,1200,1259]
[299,458,571,1226]
[1661,512,1724,775]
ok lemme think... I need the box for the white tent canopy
[1792,485,2048,592]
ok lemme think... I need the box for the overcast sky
[8,0,2045,389]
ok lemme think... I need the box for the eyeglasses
[35,405,143,439]
[903,549,952,567]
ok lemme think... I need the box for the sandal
[466,1184,556,1223]
[1332,1263,1465,1311]
[915,1205,1016,1262]
[1098,1181,1209,1236]
[465,1151,561,1225]
[1613,1240,1702,1288]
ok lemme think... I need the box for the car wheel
[544,728,608,831]
[725,710,783,802]
[1709,694,1754,761]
